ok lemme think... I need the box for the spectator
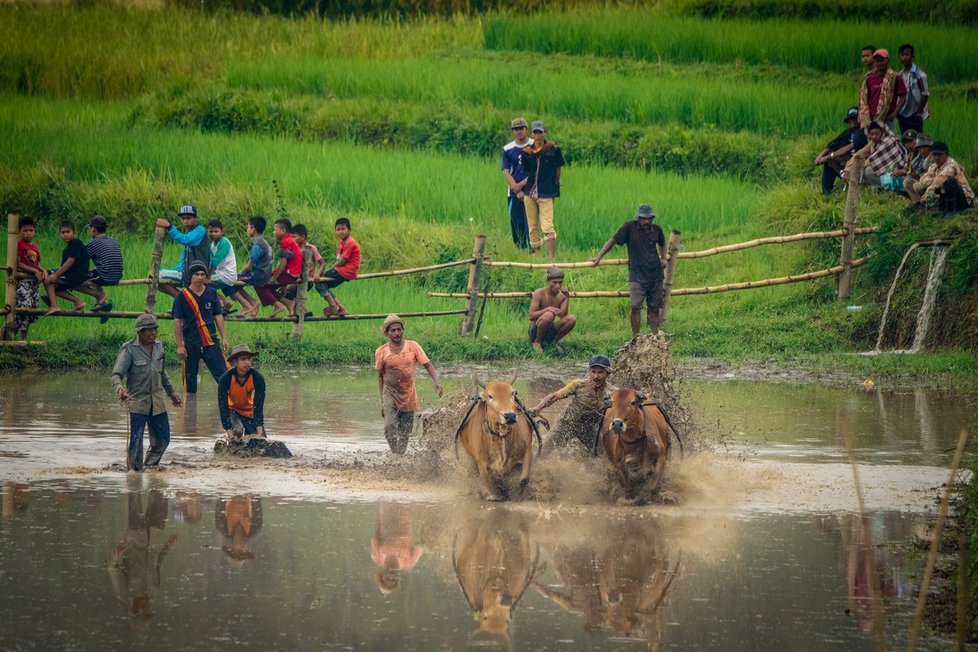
[258,219,303,319]
[501,117,531,249]
[879,129,919,194]
[172,261,229,394]
[79,215,123,321]
[13,216,44,339]
[156,205,209,298]
[42,221,89,315]
[814,107,864,194]
[520,120,564,260]
[897,44,929,135]
[860,45,877,75]
[903,135,934,203]
[206,219,252,316]
[845,122,906,189]
[858,49,907,133]
[528,266,576,356]
[319,217,361,319]
[236,216,274,319]
[911,142,974,215]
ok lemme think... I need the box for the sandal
[322,306,337,318]
[94,302,113,324]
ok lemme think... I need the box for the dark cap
[931,141,949,154]
[187,261,208,276]
[844,107,859,123]
[635,203,656,220]
[178,204,197,217]
[510,117,528,129]
[588,355,612,371]
[87,215,108,229]
[901,129,919,142]
[916,135,934,148]
[546,266,564,280]
[530,120,545,132]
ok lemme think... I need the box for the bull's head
[481,379,519,435]
[607,388,643,435]
[476,577,514,637]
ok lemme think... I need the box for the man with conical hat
[375,315,443,454]
[528,266,576,356]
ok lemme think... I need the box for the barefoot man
[528,266,576,355]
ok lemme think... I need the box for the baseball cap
[873,48,889,59]
[916,135,934,148]
[588,355,612,371]
[178,204,198,217]
[844,107,859,122]
[901,129,919,141]
[510,117,528,129]
[530,120,545,132]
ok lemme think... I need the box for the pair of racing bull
[454,374,683,502]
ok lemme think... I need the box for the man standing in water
[375,315,443,454]
[172,261,230,394]
[112,314,182,471]
[592,203,668,336]
[530,355,617,455]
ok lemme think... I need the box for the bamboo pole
[3,214,17,341]
[355,258,476,279]
[15,307,174,319]
[484,258,628,269]
[459,235,486,336]
[659,230,682,324]
[291,244,312,339]
[12,307,466,322]
[838,157,864,300]
[144,225,166,313]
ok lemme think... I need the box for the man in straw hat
[592,203,668,336]
[217,344,266,442]
[528,266,576,355]
[530,355,617,456]
[111,313,183,471]
[375,315,443,454]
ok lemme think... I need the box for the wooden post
[291,244,312,339]
[659,229,682,324]
[459,235,486,336]
[837,157,863,300]
[144,225,166,314]
[3,214,19,341]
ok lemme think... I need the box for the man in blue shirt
[501,117,531,249]
[156,205,209,298]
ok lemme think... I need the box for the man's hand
[221,340,229,354]
[661,257,668,269]
[118,387,130,404]
[170,392,183,407]
[156,218,170,229]
[177,345,187,360]
[434,382,444,398]
[225,429,235,441]
[590,256,601,266]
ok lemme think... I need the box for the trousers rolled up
[383,403,414,455]
[523,196,556,250]
[128,412,171,471]
[184,343,227,393]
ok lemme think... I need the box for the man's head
[867,122,884,142]
[292,223,308,246]
[58,221,76,242]
[382,314,405,344]
[916,135,933,157]
[247,215,267,237]
[177,204,198,229]
[898,44,914,68]
[844,106,859,127]
[635,203,656,228]
[18,216,35,242]
[872,49,890,73]
[273,218,292,241]
[188,261,208,287]
[901,129,919,149]
[87,215,108,235]
[335,217,351,240]
[134,313,159,345]
[546,266,564,293]
[931,141,949,164]
[510,117,528,139]
[861,45,877,68]
[587,355,612,385]
[530,120,546,144]
[207,219,224,242]
[227,343,257,374]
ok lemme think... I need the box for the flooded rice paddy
[1,368,974,650]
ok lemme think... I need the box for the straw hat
[227,343,258,363]
[381,314,405,336]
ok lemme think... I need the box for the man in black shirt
[43,221,90,315]
[813,107,865,194]
[172,261,229,394]
[592,204,667,337]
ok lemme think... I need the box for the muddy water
[0,369,973,650]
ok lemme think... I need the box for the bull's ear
[474,374,486,389]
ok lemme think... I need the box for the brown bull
[598,388,675,500]
[456,376,537,501]
[452,509,541,643]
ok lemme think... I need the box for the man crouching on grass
[528,266,576,355]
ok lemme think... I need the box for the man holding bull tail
[530,355,617,456]
[375,315,443,454]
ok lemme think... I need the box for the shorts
[86,269,120,287]
[158,268,183,288]
[313,268,347,299]
[629,277,664,310]
[49,269,85,293]
[528,322,557,344]
[213,279,240,297]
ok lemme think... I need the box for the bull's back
[640,404,671,455]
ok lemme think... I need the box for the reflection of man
[530,356,617,455]
[216,495,262,566]
[370,503,424,594]
[528,266,576,356]
[173,491,202,524]
[108,480,178,619]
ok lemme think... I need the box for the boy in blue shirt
[236,216,273,319]
[156,205,209,298]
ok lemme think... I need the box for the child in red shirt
[257,218,304,318]
[14,217,45,339]
[319,217,361,318]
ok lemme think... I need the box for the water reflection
[370,503,424,594]
[107,476,178,619]
[2,481,30,517]
[452,509,542,644]
[215,495,263,566]
[534,516,679,647]
[173,491,202,524]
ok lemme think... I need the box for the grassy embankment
[0,5,976,383]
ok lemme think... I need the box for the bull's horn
[474,374,486,389]
[510,368,521,384]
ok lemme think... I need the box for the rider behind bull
[530,355,617,456]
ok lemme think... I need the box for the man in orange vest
[217,344,266,441]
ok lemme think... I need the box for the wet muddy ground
[1,366,974,649]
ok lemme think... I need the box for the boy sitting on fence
[43,221,90,315]
[78,215,123,323]
[285,223,323,313]
[236,216,273,319]
[14,217,44,339]
[259,218,304,319]
[320,217,361,318]
[207,219,254,317]
[156,205,209,299]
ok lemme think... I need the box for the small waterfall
[869,243,951,354]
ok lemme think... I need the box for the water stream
[872,243,951,354]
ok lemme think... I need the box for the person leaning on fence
[910,141,974,215]
[217,344,266,442]
[171,261,230,394]
[501,116,531,249]
[375,315,443,455]
[592,203,668,337]
[111,314,183,471]
[235,215,274,319]
[42,220,90,315]
[520,120,564,260]
[156,205,209,299]
[528,266,576,356]
[813,107,864,194]
[77,215,123,322]
[13,216,44,340]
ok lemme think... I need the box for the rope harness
[453,392,544,459]
[592,398,685,457]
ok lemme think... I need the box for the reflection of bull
[455,376,539,501]
[597,388,679,501]
[452,509,541,643]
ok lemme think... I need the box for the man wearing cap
[217,344,266,441]
[375,315,443,454]
[528,266,576,355]
[520,120,565,260]
[73,215,123,319]
[171,261,230,394]
[501,117,531,249]
[530,355,617,455]
[813,107,865,194]
[111,314,183,471]
[592,204,668,336]
[911,142,974,214]
[858,49,907,132]
[845,121,907,189]
[903,135,934,202]
[156,205,210,298]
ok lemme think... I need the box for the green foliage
[667,0,978,24]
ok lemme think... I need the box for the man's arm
[215,312,229,353]
[553,291,569,319]
[422,361,443,397]
[591,237,618,266]
[531,388,567,415]
[889,94,906,120]
[111,349,131,402]
[252,371,266,435]
[217,372,233,434]
[49,256,75,281]
[163,224,204,246]
[528,289,555,321]
[377,368,385,417]
[172,317,187,360]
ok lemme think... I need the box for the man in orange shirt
[217,344,266,441]
[375,315,443,454]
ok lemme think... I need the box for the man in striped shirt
[77,215,123,321]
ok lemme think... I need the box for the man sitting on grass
[527,266,576,356]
